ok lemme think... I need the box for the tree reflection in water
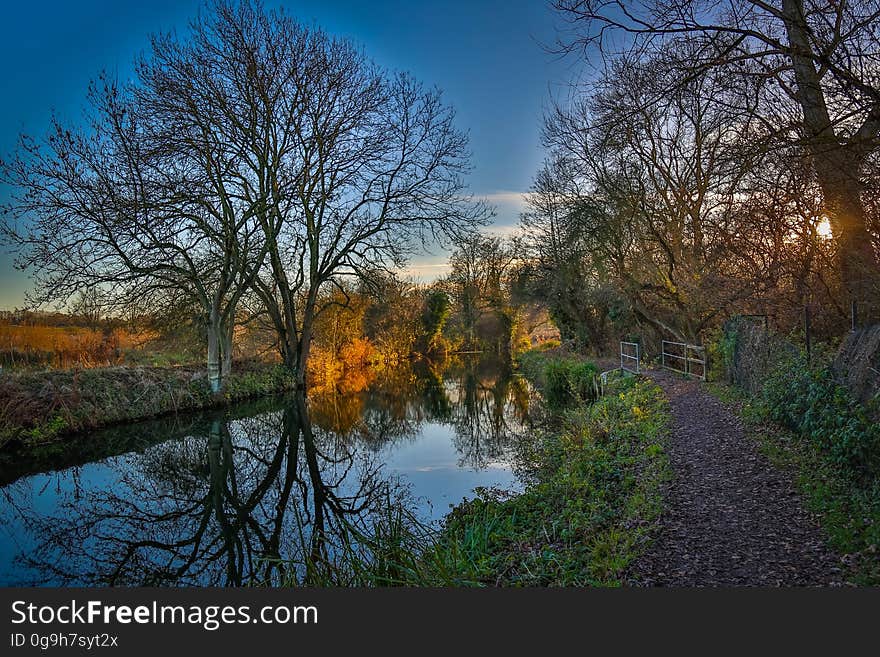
[446,357,530,470]
[0,357,531,586]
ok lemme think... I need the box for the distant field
[0,323,155,369]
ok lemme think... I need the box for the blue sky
[0,0,575,307]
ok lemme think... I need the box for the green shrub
[569,361,599,402]
[704,326,733,382]
[516,349,600,408]
[515,349,545,383]
[544,359,575,406]
[718,318,880,478]
[761,355,880,476]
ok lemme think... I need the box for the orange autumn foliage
[307,337,379,395]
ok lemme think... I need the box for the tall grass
[0,323,155,369]
[0,362,295,448]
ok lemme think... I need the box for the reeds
[0,323,154,369]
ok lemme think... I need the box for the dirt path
[631,370,844,586]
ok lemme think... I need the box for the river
[0,357,530,586]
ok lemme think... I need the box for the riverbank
[0,362,295,449]
[435,371,671,585]
[293,350,672,586]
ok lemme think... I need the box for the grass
[707,381,880,585]
[0,361,295,448]
[431,375,670,585]
[0,322,156,369]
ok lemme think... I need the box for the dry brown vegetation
[0,360,294,448]
[0,321,155,369]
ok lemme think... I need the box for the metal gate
[600,341,641,394]
[661,341,706,380]
[620,341,640,374]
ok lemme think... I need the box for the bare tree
[70,287,103,330]
[1,19,269,391]
[217,4,490,386]
[2,0,486,389]
[536,50,780,342]
[553,0,880,311]
[520,156,629,347]
[446,233,516,351]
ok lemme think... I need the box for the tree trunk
[259,294,297,371]
[295,300,316,390]
[221,319,234,381]
[813,151,877,309]
[782,0,878,308]
[207,307,222,394]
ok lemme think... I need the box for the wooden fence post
[804,305,811,364]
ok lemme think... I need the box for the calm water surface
[0,358,530,585]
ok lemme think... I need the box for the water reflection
[0,357,530,586]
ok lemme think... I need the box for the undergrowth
[760,354,880,476]
[0,363,295,448]
[517,348,600,407]
[431,375,670,585]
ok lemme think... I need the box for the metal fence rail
[661,340,706,380]
[620,341,640,374]
[600,341,641,395]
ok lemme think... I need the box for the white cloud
[401,190,528,282]
[481,190,528,209]
[483,223,522,237]
[403,259,452,282]
[480,189,527,235]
